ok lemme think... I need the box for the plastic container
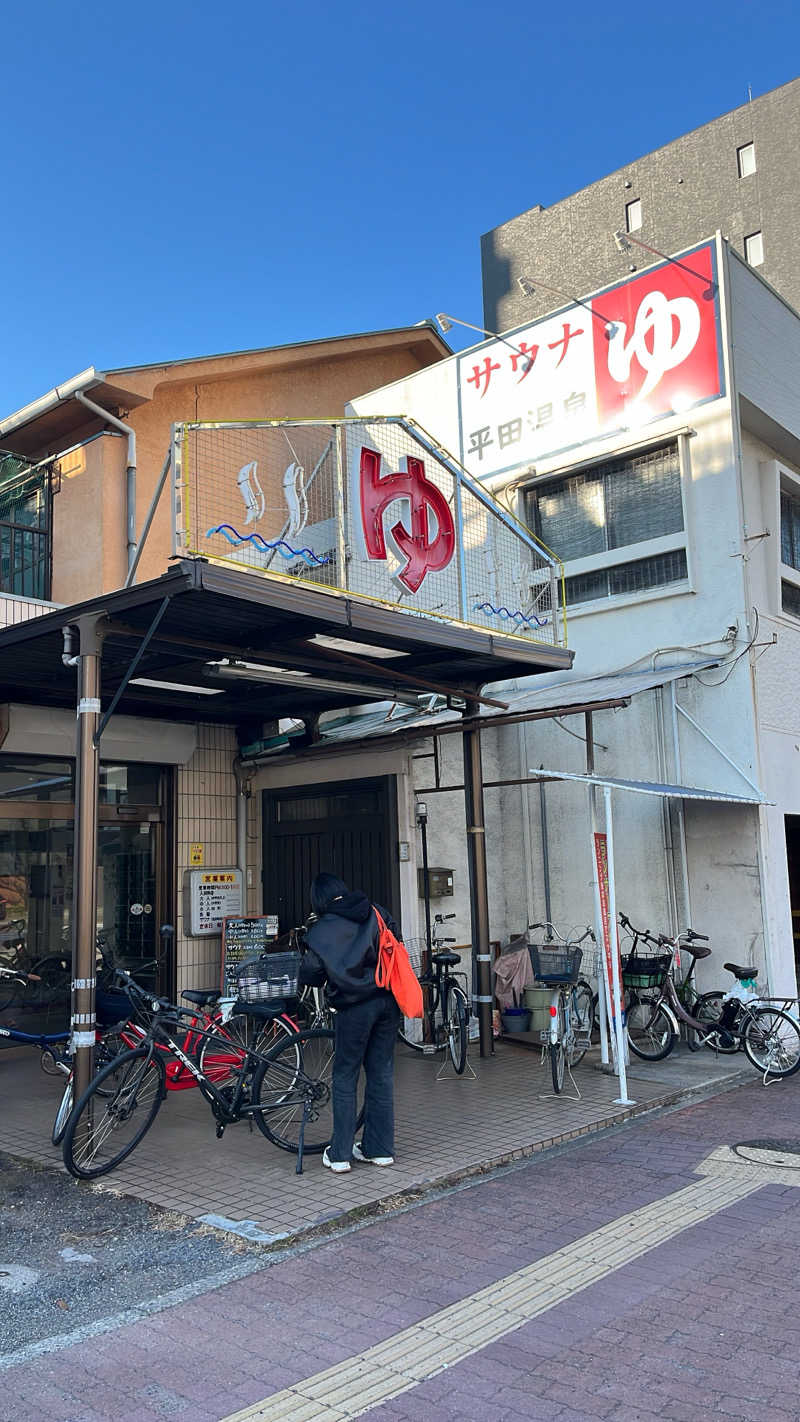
[500,1007,532,1034]
[523,986,552,1039]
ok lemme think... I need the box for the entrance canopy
[0,559,573,727]
[524,767,767,805]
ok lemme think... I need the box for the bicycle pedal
[215,1123,225,1138]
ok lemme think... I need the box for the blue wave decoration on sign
[473,601,549,629]
[206,524,330,567]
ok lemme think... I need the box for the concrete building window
[625,198,642,233]
[737,142,756,177]
[526,441,687,608]
[780,488,800,571]
[0,454,51,600]
[745,231,764,267]
[782,580,800,619]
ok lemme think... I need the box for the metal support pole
[462,699,493,1059]
[72,614,105,1110]
[603,784,633,1106]
[585,712,610,1067]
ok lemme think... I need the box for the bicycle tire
[626,994,676,1061]
[0,970,23,1014]
[250,1027,364,1155]
[742,1006,800,1078]
[62,1047,166,1180]
[198,1011,299,1089]
[51,1027,128,1147]
[30,955,71,1009]
[569,982,594,1066]
[692,991,740,1054]
[446,986,468,1074]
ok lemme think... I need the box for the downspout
[233,758,252,892]
[74,390,137,575]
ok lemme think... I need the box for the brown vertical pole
[71,614,104,1109]
[462,698,493,1059]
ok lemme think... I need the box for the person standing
[299,872,402,1173]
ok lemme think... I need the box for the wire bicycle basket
[621,952,672,990]
[237,951,300,1003]
[529,944,583,985]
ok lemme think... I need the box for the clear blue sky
[2,1,797,417]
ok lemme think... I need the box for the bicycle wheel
[51,1078,74,1147]
[51,1026,127,1147]
[199,1011,299,1090]
[0,968,23,1014]
[62,1047,166,1180]
[692,991,740,1054]
[568,981,594,1066]
[30,955,71,1009]
[742,1006,800,1078]
[445,986,468,1074]
[626,994,676,1061]
[251,1027,364,1155]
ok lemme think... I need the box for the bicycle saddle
[182,989,219,1007]
[683,943,712,960]
[723,962,758,980]
[431,950,460,967]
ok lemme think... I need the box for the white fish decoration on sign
[282,461,308,537]
[237,461,265,526]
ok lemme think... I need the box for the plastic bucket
[501,1008,532,1034]
[523,986,552,1038]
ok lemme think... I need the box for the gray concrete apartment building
[482,77,800,332]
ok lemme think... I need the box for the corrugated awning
[525,767,767,806]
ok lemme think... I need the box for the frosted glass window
[737,142,756,177]
[625,199,642,232]
[745,231,764,266]
[527,442,686,605]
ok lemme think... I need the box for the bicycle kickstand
[296,1097,311,1175]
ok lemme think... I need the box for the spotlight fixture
[612,230,717,299]
[517,275,536,297]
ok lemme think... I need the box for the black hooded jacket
[298,890,402,1009]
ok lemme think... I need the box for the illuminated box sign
[458,241,723,480]
[173,416,564,644]
[184,868,244,937]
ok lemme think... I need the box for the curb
[193,1062,756,1254]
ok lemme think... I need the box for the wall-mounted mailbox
[418,867,454,898]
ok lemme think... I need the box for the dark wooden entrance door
[262,777,399,932]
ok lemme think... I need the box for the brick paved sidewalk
[3,1077,800,1421]
[0,1038,749,1245]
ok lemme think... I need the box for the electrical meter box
[418,867,454,898]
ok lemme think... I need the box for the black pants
[330,992,401,1163]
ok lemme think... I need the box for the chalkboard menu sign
[221,914,280,992]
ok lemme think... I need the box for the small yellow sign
[190,843,204,866]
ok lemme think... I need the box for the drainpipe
[62,626,79,667]
[233,758,252,893]
[74,390,137,574]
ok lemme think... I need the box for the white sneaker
[323,1148,351,1173]
[352,1142,394,1166]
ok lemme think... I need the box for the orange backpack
[374,909,424,1019]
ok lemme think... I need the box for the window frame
[0,457,54,602]
[521,434,694,615]
[737,142,756,178]
[778,468,800,621]
[744,231,764,267]
[625,198,642,233]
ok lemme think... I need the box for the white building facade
[341,236,800,998]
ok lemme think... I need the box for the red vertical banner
[593,831,624,1023]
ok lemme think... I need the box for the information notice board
[221,914,279,993]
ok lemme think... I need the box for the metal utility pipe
[462,698,493,1059]
[233,758,251,882]
[75,390,137,574]
[124,449,171,588]
[71,615,104,1115]
[538,777,552,936]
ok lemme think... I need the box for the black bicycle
[398,914,471,1073]
[62,956,362,1180]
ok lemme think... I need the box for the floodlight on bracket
[612,230,717,299]
[514,275,618,340]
